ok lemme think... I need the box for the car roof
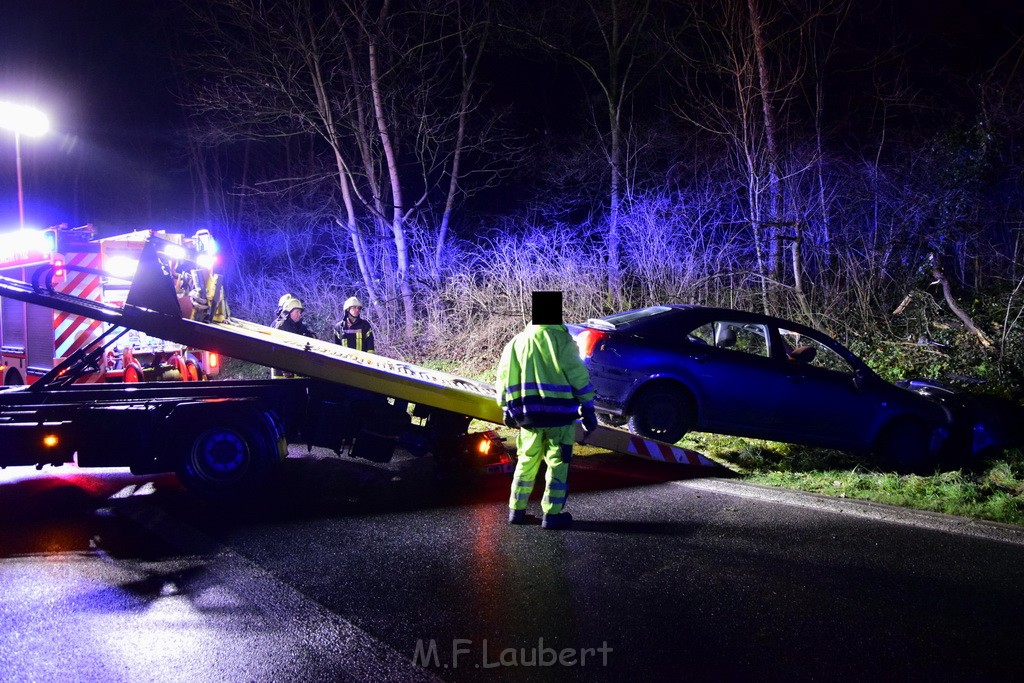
[583,304,862,361]
[586,304,818,333]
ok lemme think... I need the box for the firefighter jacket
[276,316,316,339]
[495,324,596,428]
[333,315,375,352]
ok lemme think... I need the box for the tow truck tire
[3,368,23,385]
[176,410,278,495]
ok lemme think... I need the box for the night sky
[0,0,1021,235]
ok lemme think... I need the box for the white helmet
[344,296,363,310]
[281,296,304,312]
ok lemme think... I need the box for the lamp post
[0,102,50,228]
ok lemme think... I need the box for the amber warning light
[42,434,59,448]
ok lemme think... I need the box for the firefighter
[495,291,597,530]
[333,296,375,352]
[273,293,296,327]
[271,295,315,379]
[274,295,316,338]
[188,229,230,323]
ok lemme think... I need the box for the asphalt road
[2,447,1024,682]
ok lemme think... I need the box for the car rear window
[587,306,674,330]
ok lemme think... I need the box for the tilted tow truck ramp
[0,237,718,467]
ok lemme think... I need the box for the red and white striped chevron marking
[627,435,718,467]
[53,251,105,381]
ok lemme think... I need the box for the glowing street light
[0,102,50,229]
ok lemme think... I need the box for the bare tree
[178,0,507,337]
[500,0,661,309]
[668,0,846,316]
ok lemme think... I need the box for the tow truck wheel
[176,411,277,494]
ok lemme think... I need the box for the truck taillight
[575,328,607,359]
[208,353,219,369]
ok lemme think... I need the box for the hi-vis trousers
[508,424,575,515]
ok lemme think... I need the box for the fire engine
[0,224,220,385]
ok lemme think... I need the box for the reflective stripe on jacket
[495,324,595,428]
[333,316,375,353]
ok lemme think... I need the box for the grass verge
[678,432,1024,526]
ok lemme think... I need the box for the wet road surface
[2,447,1024,682]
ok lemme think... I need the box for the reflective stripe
[575,383,595,398]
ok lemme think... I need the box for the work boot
[508,508,528,525]
[541,511,573,530]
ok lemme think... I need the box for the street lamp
[0,102,50,228]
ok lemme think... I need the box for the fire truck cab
[0,224,220,385]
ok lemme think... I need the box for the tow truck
[0,233,718,494]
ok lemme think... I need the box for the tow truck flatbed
[0,236,717,493]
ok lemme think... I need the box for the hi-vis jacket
[496,324,596,428]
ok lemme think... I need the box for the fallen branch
[930,266,992,348]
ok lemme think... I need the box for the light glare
[0,102,50,137]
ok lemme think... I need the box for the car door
[763,327,878,449]
[680,319,795,435]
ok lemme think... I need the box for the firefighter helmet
[344,296,363,310]
[281,296,304,312]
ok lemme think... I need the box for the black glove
[580,404,598,433]
[502,409,519,428]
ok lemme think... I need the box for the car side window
[779,328,855,374]
[692,321,770,358]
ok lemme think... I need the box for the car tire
[597,413,626,428]
[627,386,693,444]
[873,418,934,474]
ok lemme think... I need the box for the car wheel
[627,386,693,444]
[598,413,626,428]
[873,418,934,474]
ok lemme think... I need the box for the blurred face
[347,306,361,318]
[289,308,303,321]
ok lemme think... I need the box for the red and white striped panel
[627,435,719,467]
[53,251,105,381]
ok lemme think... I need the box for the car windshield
[588,306,674,330]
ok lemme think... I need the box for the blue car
[568,305,1021,472]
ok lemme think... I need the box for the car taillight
[576,328,607,359]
